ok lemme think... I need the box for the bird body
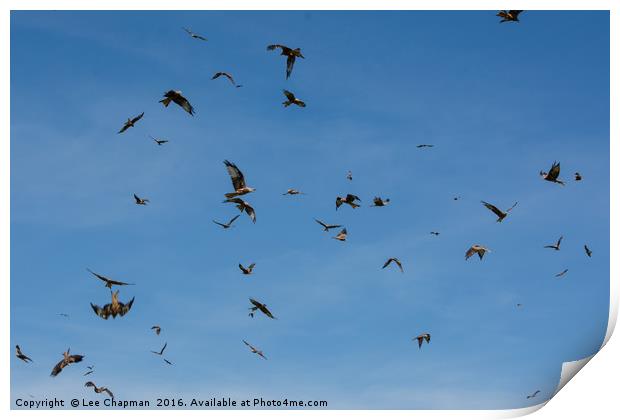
[526,390,540,399]
[555,269,569,278]
[151,325,161,335]
[414,333,431,349]
[584,245,592,257]
[336,194,361,209]
[249,298,276,319]
[371,196,390,207]
[333,228,348,241]
[544,236,563,251]
[283,188,304,195]
[91,290,135,320]
[497,10,523,23]
[149,135,168,146]
[213,215,240,229]
[212,72,242,87]
[133,193,149,205]
[87,269,134,289]
[183,27,207,41]
[239,263,256,275]
[243,340,267,359]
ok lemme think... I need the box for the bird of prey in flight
[243,340,267,360]
[283,188,305,196]
[224,197,256,223]
[213,215,240,229]
[346,171,353,181]
[544,236,563,251]
[151,326,161,336]
[314,219,342,232]
[414,333,431,349]
[574,172,582,181]
[83,365,94,376]
[118,112,144,134]
[267,44,304,79]
[497,10,523,23]
[212,72,242,88]
[85,381,114,399]
[182,27,207,41]
[430,232,440,236]
[248,298,276,319]
[282,90,306,107]
[526,390,541,399]
[91,291,135,320]
[58,313,70,318]
[382,258,404,273]
[149,135,169,146]
[540,161,565,185]
[465,245,491,261]
[416,144,434,148]
[332,228,348,242]
[555,269,569,278]
[239,263,256,275]
[87,268,135,289]
[133,193,149,205]
[481,201,518,222]
[15,345,33,363]
[371,196,390,207]
[151,342,167,356]
[584,245,592,257]
[223,160,256,198]
[336,194,361,210]
[160,90,195,116]
[50,348,84,377]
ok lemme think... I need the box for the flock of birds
[13,10,597,406]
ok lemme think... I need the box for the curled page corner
[553,355,595,397]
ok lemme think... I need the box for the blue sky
[10,10,609,409]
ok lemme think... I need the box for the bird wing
[465,247,476,260]
[395,259,404,272]
[244,203,256,223]
[50,359,67,377]
[160,342,168,354]
[557,236,563,247]
[118,121,130,133]
[248,263,256,270]
[267,44,286,52]
[223,160,246,191]
[102,388,114,398]
[239,263,246,272]
[315,219,328,228]
[213,220,227,227]
[283,90,295,101]
[481,201,504,218]
[228,214,240,225]
[286,55,296,79]
[260,305,275,319]
[131,112,144,124]
[119,297,135,316]
[91,303,109,319]
[85,381,96,388]
[173,94,194,115]
[347,194,361,202]
[506,202,518,213]
[382,259,392,269]
[548,162,561,180]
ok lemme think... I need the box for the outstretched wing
[346,194,361,202]
[102,388,114,398]
[481,201,504,218]
[227,214,240,225]
[283,90,295,101]
[173,93,194,115]
[465,247,476,260]
[50,359,67,377]
[223,160,246,191]
[382,258,392,269]
[131,112,144,124]
[119,297,135,317]
[244,202,256,223]
[286,55,296,79]
[548,161,561,180]
[91,303,110,320]
[267,44,286,52]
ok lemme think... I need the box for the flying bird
[50,348,84,377]
[544,236,563,251]
[575,172,582,181]
[555,269,569,278]
[333,228,348,242]
[223,160,256,198]
[267,44,304,79]
[159,90,195,116]
[465,245,491,261]
[151,326,161,336]
[283,188,305,196]
[248,298,276,319]
[91,291,135,320]
[314,219,342,232]
[414,333,431,349]
[282,90,306,108]
[133,193,149,205]
[336,194,361,210]
[540,161,565,185]
[430,232,440,236]
[83,366,94,376]
[416,144,434,148]
[497,10,523,23]
[584,245,592,257]
[213,215,240,229]
[382,258,403,273]
[149,135,168,146]
[151,342,167,356]
[15,345,32,363]
[85,382,114,399]
[239,263,256,275]
[346,171,353,181]
[182,27,207,41]
[223,197,256,223]
[481,201,518,222]
[526,390,541,399]
[370,196,390,207]
[243,340,267,360]
[212,72,242,88]
[87,269,134,289]
[58,313,70,318]
[118,112,144,134]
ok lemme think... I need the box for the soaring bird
[465,245,490,261]
[497,10,523,23]
[239,263,256,275]
[414,333,431,349]
[526,390,541,399]
[91,291,135,320]
[267,44,304,79]
[333,228,348,242]
[83,365,94,376]
[371,196,390,207]
[584,245,592,257]
[282,90,306,108]
[212,72,242,88]
[50,348,84,377]
[151,325,161,335]
[346,171,353,181]
[555,269,569,278]
[544,236,563,251]
[314,219,342,232]
[133,193,149,205]
[151,342,167,356]
[58,313,70,318]
[149,135,169,146]
[382,258,403,273]
[223,160,256,198]
[481,201,518,222]
[159,90,195,116]
[182,27,207,41]
[248,298,276,319]
[575,172,582,181]
[118,112,144,134]
[223,197,256,223]
[87,269,134,289]
[336,194,361,210]
[416,144,434,148]
[243,340,267,360]
[213,215,240,229]
[430,232,440,236]
[283,188,305,196]
[85,382,114,399]
[540,161,565,185]
[15,345,33,363]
